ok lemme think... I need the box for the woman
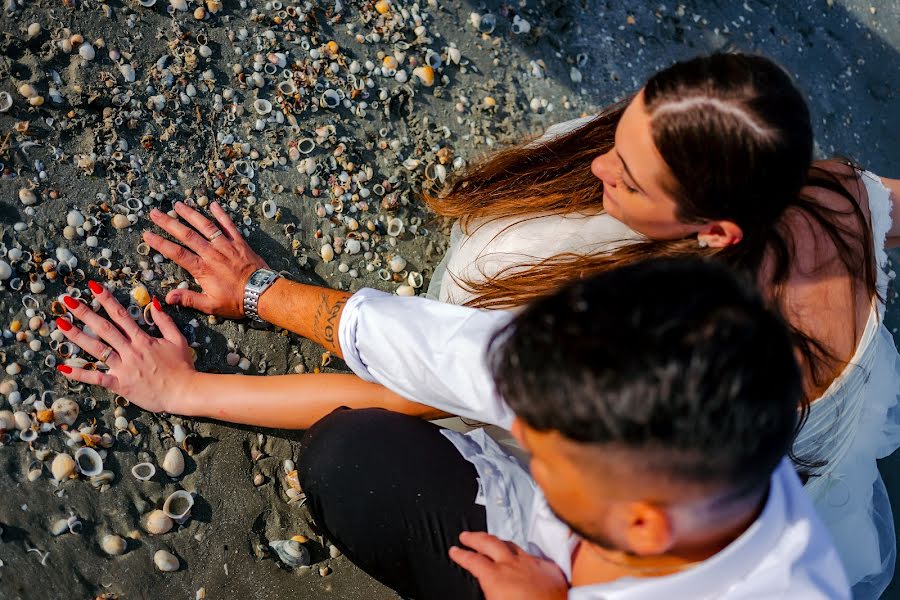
[54,53,899,596]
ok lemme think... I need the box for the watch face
[249,270,270,287]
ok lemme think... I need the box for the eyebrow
[619,153,646,194]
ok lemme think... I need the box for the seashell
[112,214,130,229]
[408,271,424,288]
[0,91,12,112]
[144,510,174,535]
[154,549,180,572]
[75,447,104,477]
[51,518,71,536]
[447,47,461,65]
[0,410,14,430]
[0,260,11,280]
[19,429,38,442]
[131,284,151,307]
[511,15,531,34]
[101,534,127,556]
[320,243,335,263]
[374,0,390,13]
[78,43,95,61]
[14,411,32,431]
[386,217,404,237]
[19,188,37,206]
[169,0,187,10]
[478,13,497,34]
[253,99,272,115]
[413,66,435,87]
[138,0,156,5]
[297,138,316,155]
[329,544,342,559]
[198,44,212,58]
[26,460,42,481]
[51,398,79,426]
[132,462,156,481]
[321,89,340,109]
[276,80,295,95]
[396,284,415,297]
[161,446,185,478]
[389,255,407,273]
[269,539,310,568]
[18,83,37,99]
[424,163,447,183]
[162,490,194,524]
[425,50,442,69]
[119,64,136,82]
[261,200,277,219]
[51,453,76,481]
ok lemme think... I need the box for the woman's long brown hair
[424,54,878,476]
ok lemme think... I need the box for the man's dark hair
[489,257,800,493]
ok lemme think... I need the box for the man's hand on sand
[143,201,269,319]
[449,531,569,600]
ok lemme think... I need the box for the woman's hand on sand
[55,281,197,415]
[143,201,269,319]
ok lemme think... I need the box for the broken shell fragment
[269,539,310,568]
[154,549,180,572]
[144,510,174,535]
[162,490,194,524]
[75,447,104,477]
[161,446,185,478]
[101,534,128,556]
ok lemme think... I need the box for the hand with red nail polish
[53,283,197,415]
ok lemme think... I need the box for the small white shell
[253,98,272,115]
[51,397,79,426]
[269,539,310,568]
[144,510,174,535]
[261,200,277,219]
[297,138,315,154]
[138,0,156,6]
[18,188,37,206]
[119,63,136,82]
[78,43,95,61]
[321,89,340,108]
[0,91,12,112]
[132,462,156,481]
[396,284,415,297]
[162,490,194,524]
[389,255,407,273]
[407,271,424,288]
[386,217,404,237]
[13,411,31,431]
[154,549,180,572]
[161,446,185,478]
[50,518,71,536]
[169,0,187,10]
[74,447,104,477]
[0,410,14,430]
[320,243,335,263]
[101,534,128,556]
[51,453,76,481]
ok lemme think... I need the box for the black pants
[298,408,488,600]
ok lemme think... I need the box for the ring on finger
[99,346,114,363]
[208,229,224,241]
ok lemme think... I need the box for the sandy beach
[0,0,898,598]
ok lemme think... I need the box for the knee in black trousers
[298,408,487,600]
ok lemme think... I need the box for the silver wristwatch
[243,268,280,322]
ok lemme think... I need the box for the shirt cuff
[337,287,392,383]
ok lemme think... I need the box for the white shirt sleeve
[338,288,517,429]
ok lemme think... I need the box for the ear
[624,502,674,556]
[697,221,743,248]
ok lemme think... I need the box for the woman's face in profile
[590,91,697,241]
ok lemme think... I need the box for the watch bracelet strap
[244,270,279,321]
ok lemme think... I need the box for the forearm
[256,278,350,357]
[178,371,449,429]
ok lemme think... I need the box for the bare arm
[256,278,350,357]
[180,372,449,429]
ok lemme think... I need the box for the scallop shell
[269,539,310,568]
[75,447,104,477]
[144,509,174,535]
[154,549,180,572]
[51,453,76,481]
[162,490,194,524]
[101,534,127,556]
[51,397,79,426]
[161,446,185,478]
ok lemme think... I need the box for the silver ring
[99,346,113,363]
[208,229,224,241]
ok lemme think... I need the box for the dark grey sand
[0,1,898,599]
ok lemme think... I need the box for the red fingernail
[88,280,103,295]
[152,296,162,311]
[55,318,72,331]
[63,295,79,310]
[57,365,72,374]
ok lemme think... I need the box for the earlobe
[626,503,674,556]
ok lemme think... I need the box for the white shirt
[338,288,851,599]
